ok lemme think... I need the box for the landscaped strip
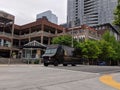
[99,75,120,90]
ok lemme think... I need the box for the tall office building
[67,0,118,27]
[37,10,58,24]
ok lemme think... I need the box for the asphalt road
[49,65,120,74]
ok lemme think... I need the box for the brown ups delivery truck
[42,45,82,66]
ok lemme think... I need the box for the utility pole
[71,5,75,47]
[9,20,14,65]
[71,20,74,47]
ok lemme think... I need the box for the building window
[76,11,78,13]
[76,8,78,11]
[76,5,78,8]
[76,0,78,2]
[102,26,105,29]
[99,27,101,30]
[0,39,1,46]
[79,29,84,33]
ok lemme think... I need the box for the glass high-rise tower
[67,0,118,27]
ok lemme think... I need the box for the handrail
[13,31,55,38]
[0,31,56,39]
[0,32,12,36]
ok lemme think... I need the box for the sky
[0,0,67,25]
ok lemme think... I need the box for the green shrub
[34,59,39,64]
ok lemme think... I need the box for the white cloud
[0,0,67,25]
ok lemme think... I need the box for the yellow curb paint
[99,75,120,90]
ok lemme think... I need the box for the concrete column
[29,28,31,42]
[41,36,43,44]
[10,20,15,58]
[55,29,58,34]
[41,24,44,44]
[19,40,21,47]
[48,38,51,45]
[3,23,5,35]
[36,49,41,59]
[49,30,51,34]
[19,31,21,47]
[1,39,4,46]
[63,28,66,34]
[25,49,26,59]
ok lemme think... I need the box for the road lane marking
[99,75,120,90]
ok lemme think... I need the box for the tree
[102,31,117,51]
[102,31,117,47]
[114,0,120,27]
[100,31,117,65]
[52,35,78,47]
[114,41,120,65]
[98,40,116,64]
[77,40,101,65]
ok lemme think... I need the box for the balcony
[0,32,12,38]
[0,43,11,50]
[12,46,19,51]
[13,31,55,39]
[88,33,101,40]
[0,43,19,51]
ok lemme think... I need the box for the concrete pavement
[0,65,119,90]
[49,65,120,74]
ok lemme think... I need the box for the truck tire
[54,61,58,66]
[63,64,68,66]
[44,63,48,66]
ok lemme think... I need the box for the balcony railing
[13,31,55,39]
[0,32,12,38]
[1,30,60,39]
[88,33,101,40]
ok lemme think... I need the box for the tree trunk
[86,59,89,65]
[92,59,94,65]
[109,59,112,66]
[117,60,120,66]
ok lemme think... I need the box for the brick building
[67,25,100,42]
[0,11,65,58]
[0,10,15,57]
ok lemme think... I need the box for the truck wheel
[54,61,58,66]
[44,63,48,66]
[63,64,68,66]
[71,64,76,66]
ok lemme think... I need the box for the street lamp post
[71,20,74,47]
[9,20,14,65]
[71,29,74,47]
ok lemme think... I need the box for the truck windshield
[45,48,57,54]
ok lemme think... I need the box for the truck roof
[46,44,60,49]
[46,44,74,56]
